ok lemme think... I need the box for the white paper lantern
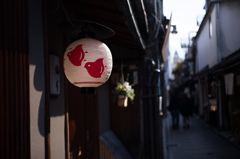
[63,38,112,87]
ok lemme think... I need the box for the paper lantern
[63,38,112,87]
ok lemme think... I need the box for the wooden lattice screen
[0,0,30,158]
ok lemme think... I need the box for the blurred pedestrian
[180,92,193,129]
[168,88,180,130]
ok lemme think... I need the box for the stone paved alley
[163,113,240,159]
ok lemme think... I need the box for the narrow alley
[163,113,240,159]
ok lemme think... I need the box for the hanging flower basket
[114,82,135,107]
[118,95,128,107]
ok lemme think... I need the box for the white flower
[123,82,131,91]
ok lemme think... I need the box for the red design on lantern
[84,58,105,78]
[67,44,86,66]
[63,38,112,88]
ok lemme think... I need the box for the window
[209,16,212,38]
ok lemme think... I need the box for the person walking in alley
[168,87,181,130]
[180,91,194,129]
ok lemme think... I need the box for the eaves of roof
[115,0,149,50]
[211,48,240,75]
[115,0,163,51]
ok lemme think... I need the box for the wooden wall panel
[67,82,100,159]
[0,0,30,158]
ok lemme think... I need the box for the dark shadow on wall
[31,62,46,137]
[32,57,66,137]
[29,0,46,137]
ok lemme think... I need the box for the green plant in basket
[114,81,135,103]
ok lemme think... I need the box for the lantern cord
[60,0,80,31]
[120,63,124,84]
[120,51,124,84]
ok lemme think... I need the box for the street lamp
[171,25,178,34]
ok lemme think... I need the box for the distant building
[173,51,182,65]
[172,51,183,79]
